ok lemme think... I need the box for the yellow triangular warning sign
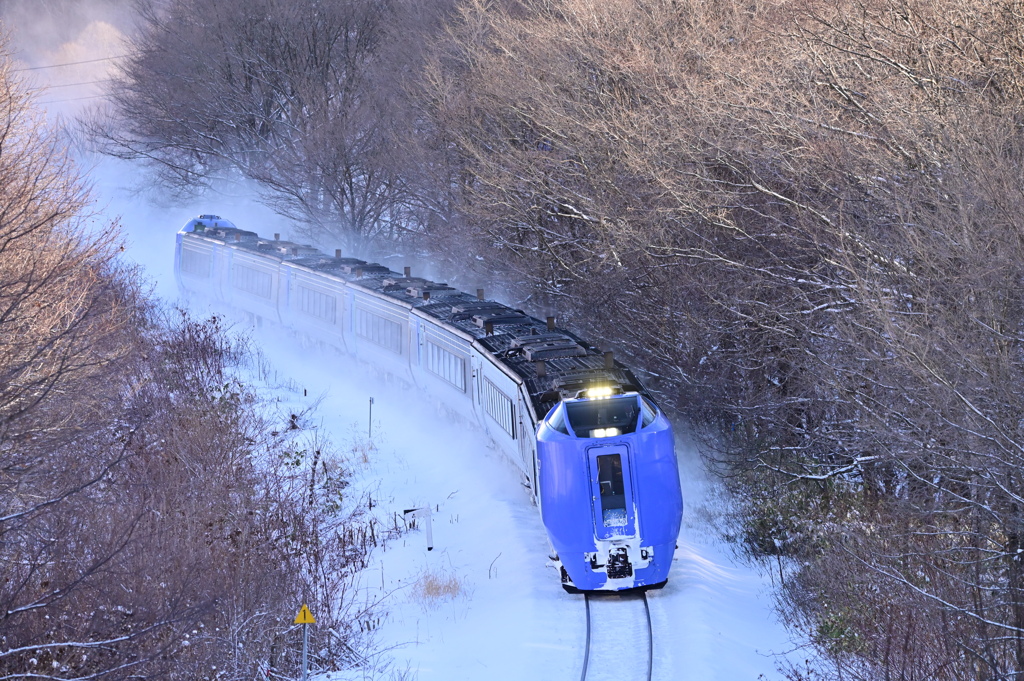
[294,604,316,625]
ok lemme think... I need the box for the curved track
[580,592,653,681]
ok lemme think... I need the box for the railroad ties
[580,592,653,681]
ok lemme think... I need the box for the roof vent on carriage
[472,309,527,328]
[382,275,429,288]
[289,256,343,270]
[511,332,576,349]
[308,256,367,272]
[343,263,391,277]
[511,333,587,360]
[208,227,258,242]
[406,284,459,299]
[451,301,505,317]
[331,257,365,266]
[330,258,367,273]
[451,302,507,322]
[262,241,320,257]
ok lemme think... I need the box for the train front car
[174,214,239,300]
[538,388,683,591]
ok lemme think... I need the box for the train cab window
[545,404,569,435]
[565,396,639,438]
[640,396,659,429]
[596,454,628,527]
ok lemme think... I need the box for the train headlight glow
[591,427,621,438]
[586,386,615,399]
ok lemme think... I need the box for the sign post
[294,604,316,681]
[368,397,374,440]
[403,507,434,551]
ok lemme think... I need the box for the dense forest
[5,0,1024,678]
[0,37,379,680]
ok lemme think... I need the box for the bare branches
[88,0,452,251]
[0,39,376,679]
[408,1,1024,677]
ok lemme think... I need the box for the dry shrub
[412,569,463,606]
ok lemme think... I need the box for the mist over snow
[81,157,282,300]
[1,3,809,679]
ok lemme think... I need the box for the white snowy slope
[88,163,805,681]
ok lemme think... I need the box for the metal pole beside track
[294,604,316,681]
[301,622,308,681]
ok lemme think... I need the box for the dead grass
[411,569,463,605]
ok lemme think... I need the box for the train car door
[586,444,637,539]
[517,396,538,496]
[470,354,485,420]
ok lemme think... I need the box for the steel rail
[580,594,592,681]
[580,591,653,681]
[642,592,653,681]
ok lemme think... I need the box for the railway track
[580,591,653,681]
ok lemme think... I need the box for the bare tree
[89,0,453,252]
[410,1,1024,677]
[0,39,379,678]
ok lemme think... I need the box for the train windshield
[565,396,639,438]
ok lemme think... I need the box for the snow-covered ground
[70,162,805,680]
[226,324,802,681]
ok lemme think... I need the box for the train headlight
[591,427,621,438]
[586,386,614,399]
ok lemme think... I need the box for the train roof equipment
[180,222,647,420]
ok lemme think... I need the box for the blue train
[174,215,683,591]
